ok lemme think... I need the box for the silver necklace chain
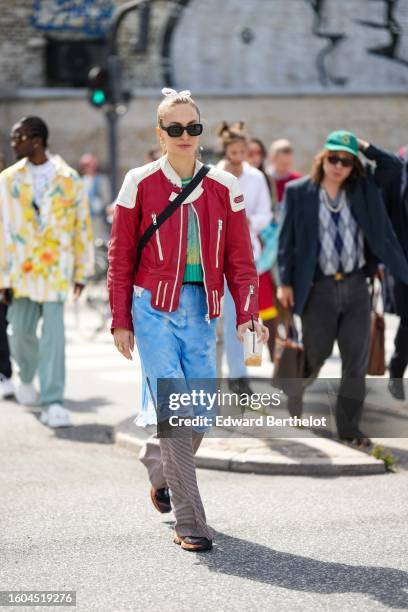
[321,188,347,213]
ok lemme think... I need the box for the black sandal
[179,536,213,552]
[173,534,183,545]
[150,487,171,513]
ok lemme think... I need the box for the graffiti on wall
[29,0,408,90]
[309,0,408,86]
[30,0,114,36]
[162,0,408,92]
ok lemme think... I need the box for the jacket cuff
[110,317,134,334]
[363,144,379,160]
[236,311,259,327]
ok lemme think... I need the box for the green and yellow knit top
[181,177,204,283]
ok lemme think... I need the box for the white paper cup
[243,329,263,366]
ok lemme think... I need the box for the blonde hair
[157,88,200,125]
[270,138,293,155]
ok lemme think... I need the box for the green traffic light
[91,89,106,106]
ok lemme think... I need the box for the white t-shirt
[28,158,56,206]
[217,160,272,259]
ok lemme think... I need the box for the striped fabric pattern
[182,176,204,283]
[140,431,214,540]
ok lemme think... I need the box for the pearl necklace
[321,188,347,213]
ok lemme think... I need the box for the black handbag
[272,312,304,396]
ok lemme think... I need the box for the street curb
[115,430,386,476]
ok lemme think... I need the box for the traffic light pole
[106,108,119,201]
[105,0,152,201]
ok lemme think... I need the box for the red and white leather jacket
[108,155,259,331]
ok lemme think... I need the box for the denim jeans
[223,280,247,379]
[132,284,217,432]
[133,284,216,540]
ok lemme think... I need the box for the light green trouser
[7,298,65,406]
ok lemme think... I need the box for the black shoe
[341,432,372,450]
[353,436,372,450]
[388,377,405,401]
[150,487,171,513]
[228,377,253,396]
[287,395,303,418]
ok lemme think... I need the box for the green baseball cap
[324,130,359,157]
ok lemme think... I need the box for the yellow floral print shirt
[0,155,94,302]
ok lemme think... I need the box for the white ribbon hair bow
[161,87,192,98]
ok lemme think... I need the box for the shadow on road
[53,423,114,444]
[64,397,112,413]
[196,531,408,609]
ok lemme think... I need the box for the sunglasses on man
[10,133,33,146]
[160,122,203,138]
[327,154,354,168]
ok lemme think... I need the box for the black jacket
[278,144,408,315]
[376,148,408,315]
[377,152,408,260]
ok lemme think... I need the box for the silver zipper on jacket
[169,206,184,311]
[244,284,255,312]
[191,203,210,323]
[152,213,164,261]
[212,289,220,316]
[215,219,223,268]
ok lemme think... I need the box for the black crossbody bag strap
[134,164,210,273]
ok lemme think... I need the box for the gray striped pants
[139,431,214,540]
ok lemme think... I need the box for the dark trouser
[298,270,371,439]
[264,317,278,362]
[0,303,12,379]
[389,282,408,378]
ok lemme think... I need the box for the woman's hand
[237,319,269,344]
[73,283,85,300]
[357,138,369,153]
[277,285,294,310]
[113,328,134,360]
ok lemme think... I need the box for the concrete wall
[1,94,407,181]
[2,1,408,93]
[171,0,408,94]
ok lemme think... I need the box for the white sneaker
[40,403,72,428]
[15,382,39,406]
[0,375,14,399]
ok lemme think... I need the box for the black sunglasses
[10,133,33,146]
[160,122,203,138]
[327,154,354,168]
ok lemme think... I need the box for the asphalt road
[1,397,408,612]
